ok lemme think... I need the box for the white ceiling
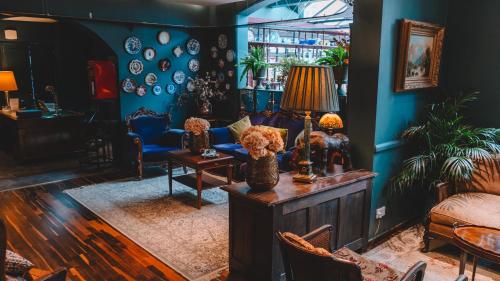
[165,0,245,6]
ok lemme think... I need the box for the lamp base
[293,160,317,183]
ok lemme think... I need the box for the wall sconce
[4,27,18,40]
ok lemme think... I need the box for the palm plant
[392,92,500,193]
[316,45,349,67]
[239,47,269,82]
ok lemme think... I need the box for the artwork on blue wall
[157,31,170,45]
[226,49,235,62]
[136,85,147,96]
[153,85,162,95]
[166,84,176,94]
[210,46,218,59]
[173,70,186,84]
[158,58,171,71]
[143,47,156,61]
[129,59,144,75]
[187,80,195,92]
[173,45,184,57]
[218,34,228,49]
[124,36,142,54]
[186,38,200,55]
[188,58,200,72]
[145,73,158,86]
[121,78,137,93]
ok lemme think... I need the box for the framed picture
[394,19,445,92]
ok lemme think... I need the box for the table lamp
[0,71,18,110]
[319,112,343,135]
[281,65,339,182]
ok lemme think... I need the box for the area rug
[364,225,500,281]
[64,169,228,281]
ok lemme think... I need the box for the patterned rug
[365,225,500,281]
[64,169,229,281]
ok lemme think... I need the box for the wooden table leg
[196,169,203,209]
[471,256,478,281]
[459,251,467,275]
[227,164,233,185]
[168,160,173,196]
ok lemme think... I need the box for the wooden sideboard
[221,170,376,281]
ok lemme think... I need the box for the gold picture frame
[394,19,445,92]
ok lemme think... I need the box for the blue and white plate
[166,84,176,94]
[152,85,162,95]
[157,31,170,45]
[145,73,158,86]
[121,78,137,93]
[173,45,184,58]
[143,47,156,61]
[124,36,142,54]
[173,70,186,85]
[128,59,144,75]
[226,49,235,62]
[188,58,200,72]
[186,38,200,55]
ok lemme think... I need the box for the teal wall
[80,22,203,127]
[443,0,500,128]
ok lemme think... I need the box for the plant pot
[246,153,280,191]
[188,131,209,154]
[256,68,267,90]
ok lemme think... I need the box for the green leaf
[441,157,474,183]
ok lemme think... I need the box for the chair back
[459,155,500,195]
[1,219,6,281]
[277,232,363,281]
[126,107,170,145]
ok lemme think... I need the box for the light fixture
[319,112,344,135]
[0,71,19,110]
[2,16,58,23]
[4,27,17,40]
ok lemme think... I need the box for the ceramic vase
[189,131,209,154]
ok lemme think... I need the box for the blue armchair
[126,107,185,179]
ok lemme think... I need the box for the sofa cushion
[281,232,332,257]
[130,116,168,144]
[142,144,178,161]
[213,143,243,154]
[5,250,34,276]
[209,127,235,145]
[461,157,500,195]
[227,116,252,142]
[430,192,500,228]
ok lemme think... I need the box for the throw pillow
[227,116,251,142]
[5,250,34,276]
[281,232,332,257]
[261,126,288,150]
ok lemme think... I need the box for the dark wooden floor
[0,172,230,281]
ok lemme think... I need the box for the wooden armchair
[1,220,67,281]
[277,225,468,281]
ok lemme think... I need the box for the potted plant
[240,126,284,191]
[277,56,308,85]
[184,117,211,154]
[239,47,269,89]
[392,92,499,194]
[316,39,349,96]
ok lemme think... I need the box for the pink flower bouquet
[240,126,284,160]
[184,117,210,136]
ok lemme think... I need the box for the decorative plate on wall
[158,58,171,72]
[218,34,228,49]
[186,80,196,92]
[186,38,200,55]
[226,49,235,62]
[157,31,170,45]
[227,70,234,78]
[217,72,225,82]
[210,46,218,59]
[218,58,225,69]
[145,73,158,86]
[225,83,231,90]
[128,59,144,75]
[173,45,184,58]
[121,78,137,93]
[136,85,147,97]
[166,84,176,94]
[143,47,156,61]
[173,70,186,84]
[188,58,200,72]
[152,85,162,95]
[211,70,217,78]
[124,36,142,54]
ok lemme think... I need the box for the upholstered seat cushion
[129,116,169,144]
[142,144,178,161]
[212,143,243,154]
[430,192,500,228]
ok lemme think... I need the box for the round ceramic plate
[227,70,234,78]
[158,58,171,72]
[143,47,156,61]
[211,70,217,78]
[173,45,184,58]
[218,58,225,69]
[128,59,144,75]
[136,85,147,97]
[166,84,176,94]
[217,72,225,82]
[225,83,231,90]
[152,85,162,95]
[226,49,235,62]
[157,31,170,45]
[124,36,142,54]
[121,78,137,93]
[210,46,218,59]
[173,70,186,84]
[218,34,228,49]
[145,73,158,86]
[186,38,200,55]
[186,80,196,92]
[188,58,200,72]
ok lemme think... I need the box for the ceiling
[164,0,246,6]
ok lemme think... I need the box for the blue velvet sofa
[125,107,185,179]
[209,112,307,173]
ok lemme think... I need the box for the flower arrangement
[184,117,210,136]
[240,126,284,160]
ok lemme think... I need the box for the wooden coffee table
[166,149,234,209]
[453,225,500,281]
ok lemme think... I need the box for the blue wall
[80,21,202,127]
[370,0,449,238]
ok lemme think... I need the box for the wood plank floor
[0,172,231,281]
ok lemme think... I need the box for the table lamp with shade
[0,71,18,110]
[281,65,340,183]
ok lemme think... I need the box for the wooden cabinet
[221,170,376,281]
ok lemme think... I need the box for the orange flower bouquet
[184,117,210,136]
[240,126,284,160]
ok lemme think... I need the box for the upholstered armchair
[125,107,185,179]
[277,225,467,281]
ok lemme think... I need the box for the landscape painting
[395,19,445,92]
